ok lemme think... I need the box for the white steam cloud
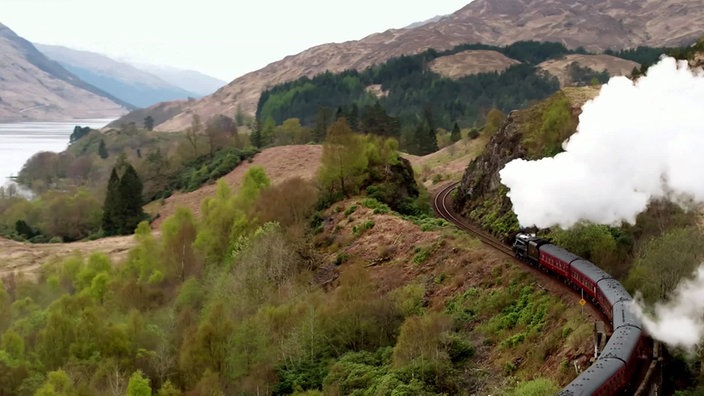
[631,265,704,350]
[499,57,704,229]
[500,57,704,348]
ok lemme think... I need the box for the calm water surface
[0,119,113,185]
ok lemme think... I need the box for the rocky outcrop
[365,157,420,215]
[452,88,598,239]
[453,110,525,216]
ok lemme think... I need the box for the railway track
[432,181,604,320]
[432,181,659,395]
[433,181,513,256]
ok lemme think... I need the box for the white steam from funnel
[500,57,704,348]
[630,265,704,350]
[499,57,704,229]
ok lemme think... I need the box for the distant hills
[129,64,226,97]
[130,0,704,132]
[0,23,128,122]
[34,44,225,108]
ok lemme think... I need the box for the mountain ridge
[0,23,128,121]
[35,44,201,108]
[118,0,704,131]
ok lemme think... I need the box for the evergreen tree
[313,106,332,143]
[98,139,109,159]
[144,116,155,131]
[348,103,360,131]
[361,102,400,138]
[250,119,263,148]
[102,163,146,236]
[414,125,438,155]
[450,122,461,142]
[118,164,145,235]
[413,108,438,155]
[102,168,121,235]
[69,126,91,143]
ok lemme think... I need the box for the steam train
[512,233,649,395]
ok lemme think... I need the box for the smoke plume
[630,265,704,350]
[499,57,704,229]
[500,57,704,347]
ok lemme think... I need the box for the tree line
[256,41,648,154]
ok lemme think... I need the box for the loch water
[0,119,112,185]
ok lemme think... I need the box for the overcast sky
[2,0,471,82]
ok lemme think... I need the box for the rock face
[0,23,128,122]
[453,110,526,216]
[453,87,599,239]
[136,0,704,131]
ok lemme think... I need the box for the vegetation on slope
[0,117,255,243]
[0,124,598,395]
[256,41,575,154]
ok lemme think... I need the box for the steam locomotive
[512,233,649,395]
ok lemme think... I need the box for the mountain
[0,23,128,122]
[119,0,704,131]
[35,44,201,108]
[130,64,227,97]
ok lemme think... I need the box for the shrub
[344,205,358,217]
[361,198,391,214]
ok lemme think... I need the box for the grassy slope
[1,141,596,392]
[318,199,594,392]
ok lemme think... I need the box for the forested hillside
[256,41,661,155]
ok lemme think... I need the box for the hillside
[125,0,704,131]
[131,63,227,96]
[0,23,128,121]
[35,44,200,108]
[538,54,640,86]
[1,145,323,278]
[428,49,521,78]
[0,139,599,394]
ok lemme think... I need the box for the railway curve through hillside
[432,181,659,394]
[432,181,606,321]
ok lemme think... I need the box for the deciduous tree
[126,370,151,396]
[318,118,368,197]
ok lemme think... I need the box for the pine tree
[102,168,121,235]
[144,116,155,131]
[313,106,332,143]
[118,164,145,234]
[102,164,146,236]
[98,139,109,159]
[450,122,461,142]
[250,119,263,148]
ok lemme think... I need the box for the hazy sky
[2,0,471,82]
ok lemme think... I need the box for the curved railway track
[431,181,659,394]
[432,181,606,320]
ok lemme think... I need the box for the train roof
[612,300,642,330]
[598,278,633,307]
[600,325,643,362]
[559,357,623,396]
[570,259,612,284]
[539,243,581,263]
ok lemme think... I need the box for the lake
[0,119,113,186]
